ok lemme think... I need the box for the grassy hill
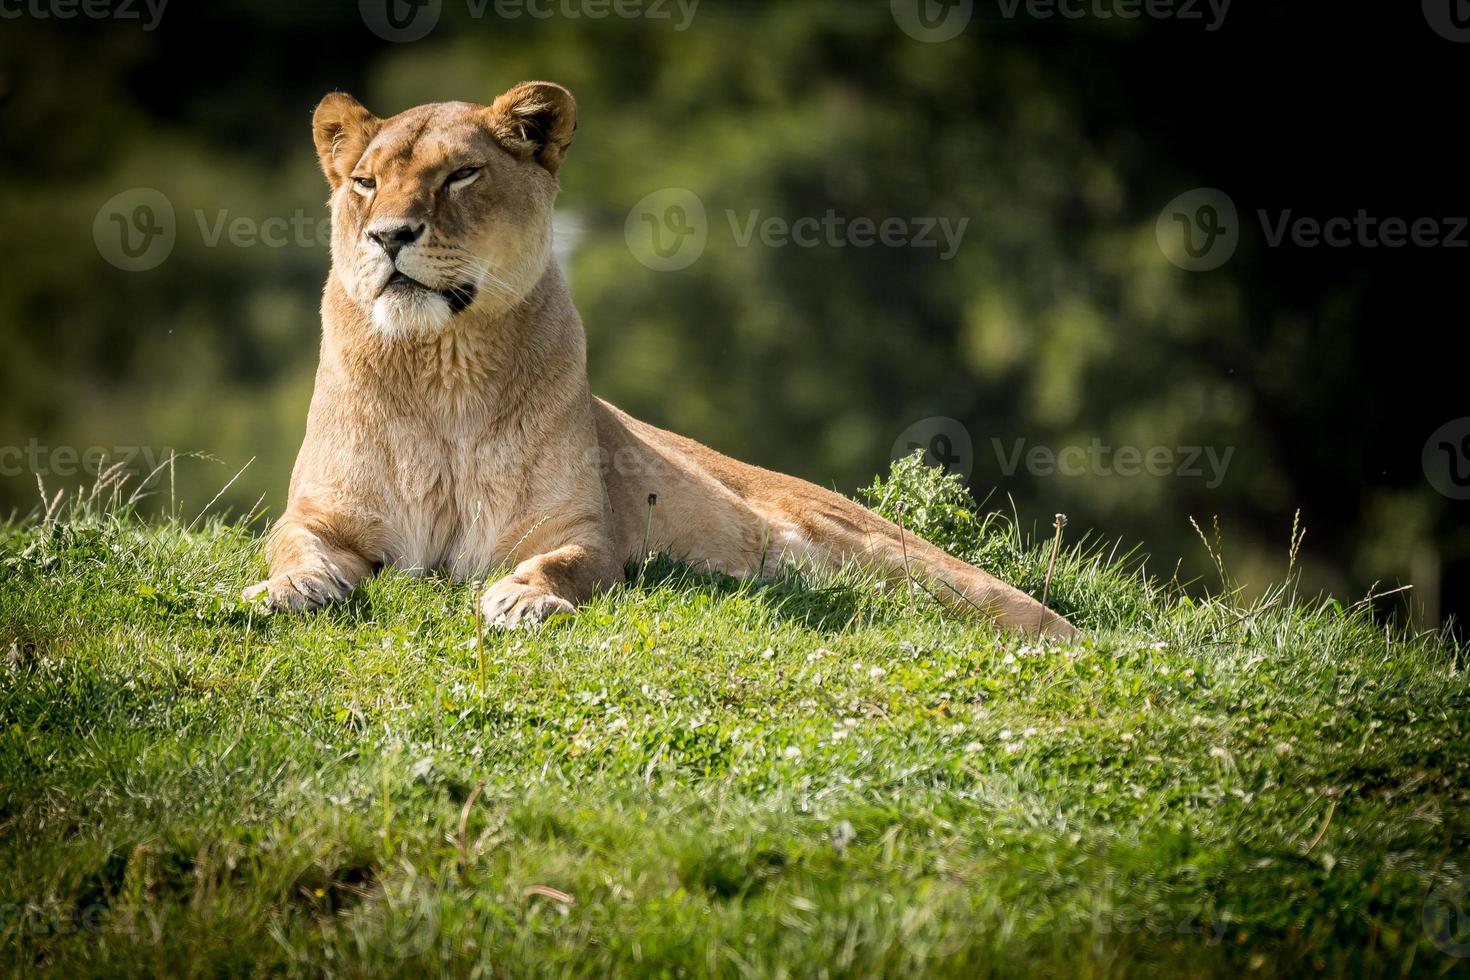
[2,461,1467,977]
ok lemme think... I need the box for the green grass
[2,461,1468,977]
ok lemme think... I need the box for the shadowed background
[0,0,1465,629]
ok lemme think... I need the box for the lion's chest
[376,399,525,578]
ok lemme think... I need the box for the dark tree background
[0,0,1464,629]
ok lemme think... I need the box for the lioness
[244,81,1079,639]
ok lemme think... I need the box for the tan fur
[244,82,1079,639]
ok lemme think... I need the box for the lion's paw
[479,578,576,629]
[242,572,344,614]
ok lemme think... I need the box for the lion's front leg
[243,517,374,613]
[480,542,622,629]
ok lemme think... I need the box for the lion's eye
[445,166,482,188]
[351,176,375,195]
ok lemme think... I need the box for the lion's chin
[371,289,453,338]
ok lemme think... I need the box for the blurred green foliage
[0,1,1461,626]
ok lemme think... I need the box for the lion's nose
[366,221,426,258]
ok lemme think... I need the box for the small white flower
[964,741,983,753]
[761,647,775,660]
[783,745,802,759]
[999,729,1013,740]
[943,669,958,680]
[1120,732,1134,742]
[868,666,887,679]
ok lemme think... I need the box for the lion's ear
[312,92,380,190]
[486,81,577,175]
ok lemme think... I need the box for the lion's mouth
[382,270,478,315]
[385,270,428,291]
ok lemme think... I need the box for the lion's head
[311,81,576,337]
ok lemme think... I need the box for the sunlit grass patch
[1,461,1466,976]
